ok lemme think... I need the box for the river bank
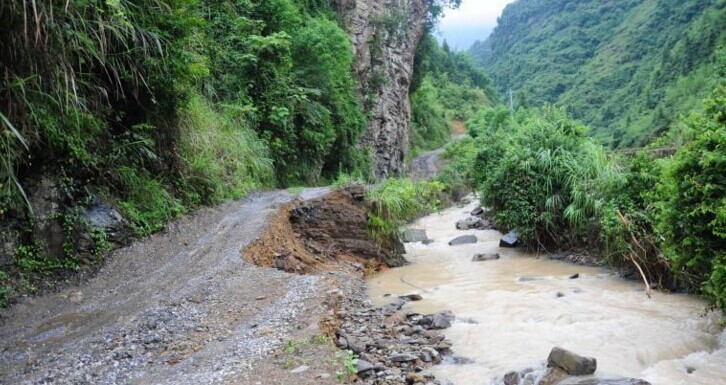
[368,198,726,385]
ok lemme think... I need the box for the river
[368,200,726,385]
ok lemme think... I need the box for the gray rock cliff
[334,0,429,177]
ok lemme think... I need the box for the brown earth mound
[243,187,405,274]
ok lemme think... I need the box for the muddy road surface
[410,148,445,180]
[0,188,335,385]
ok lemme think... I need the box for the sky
[435,0,516,51]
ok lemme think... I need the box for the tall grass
[365,178,445,251]
[179,94,274,205]
[0,0,170,214]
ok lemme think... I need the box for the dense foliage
[471,107,616,249]
[365,178,446,254]
[408,35,497,154]
[448,82,726,312]
[470,0,726,147]
[0,0,373,241]
[659,85,726,309]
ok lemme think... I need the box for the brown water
[368,200,726,385]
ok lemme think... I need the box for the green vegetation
[470,0,726,147]
[0,0,370,221]
[334,349,358,382]
[659,85,726,310]
[451,79,726,312]
[409,35,497,154]
[0,0,377,285]
[365,178,446,251]
[0,270,9,307]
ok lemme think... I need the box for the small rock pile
[455,206,493,231]
[494,347,651,385]
[328,273,455,385]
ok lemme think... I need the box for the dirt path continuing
[409,148,445,180]
[0,188,335,385]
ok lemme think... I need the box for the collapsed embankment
[244,187,457,385]
[244,187,405,274]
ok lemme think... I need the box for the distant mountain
[470,0,726,147]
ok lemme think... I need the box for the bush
[659,85,726,309]
[597,151,672,285]
[410,77,449,152]
[115,168,186,237]
[365,179,446,251]
[435,137,478,199]
[473,107,617,249]
[466,106,511,138]
[0,270,8,308]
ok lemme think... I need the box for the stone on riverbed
[456,217,490,230]
[548,347,597,375]
[449,235,477,246]
[356,359,375,374]
[472,252,500,262]
[470,206,485,216]
[388,352,419,362]
[499,230,520,248]
[399,294,423,301]
[402,229,428,243]
[558,379,652,385]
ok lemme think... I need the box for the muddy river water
[368,200,726,385]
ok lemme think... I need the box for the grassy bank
[440,82,726,313]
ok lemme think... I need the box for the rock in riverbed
[548,346,597,375]
[449,235,477,246]
[327,272,453,385]
[402,229,428,243]
[456,217,491,230]
[499,230,520,248]
[493,347,651,385]
[472,253,500,262]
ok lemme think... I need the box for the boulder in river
[470,206,485,216]
[539,367,569,385]
[499,230,520,248]
[402,229,428,243]
[456,216,491,230]
[472,253,500,262]
[548,347,597,375]
[399,294,423,301]
[558,379,652,385]
[503,371,520,385]
[449,235,477,246]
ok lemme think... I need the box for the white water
[368,200,726,385]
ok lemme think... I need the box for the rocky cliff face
[334,0,428,177]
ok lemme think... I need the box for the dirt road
[409,148,445,180]
[0,188,335,385]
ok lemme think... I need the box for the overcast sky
[435,0,516,50]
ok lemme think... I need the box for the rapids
[368,200,726,385]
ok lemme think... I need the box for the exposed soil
[450,121,466,136]
[244,187,404,274]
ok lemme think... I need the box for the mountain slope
[470,0,726,147]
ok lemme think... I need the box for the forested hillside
[409,35,497,154]
[0,0,468,304]
[470,0,726,147]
